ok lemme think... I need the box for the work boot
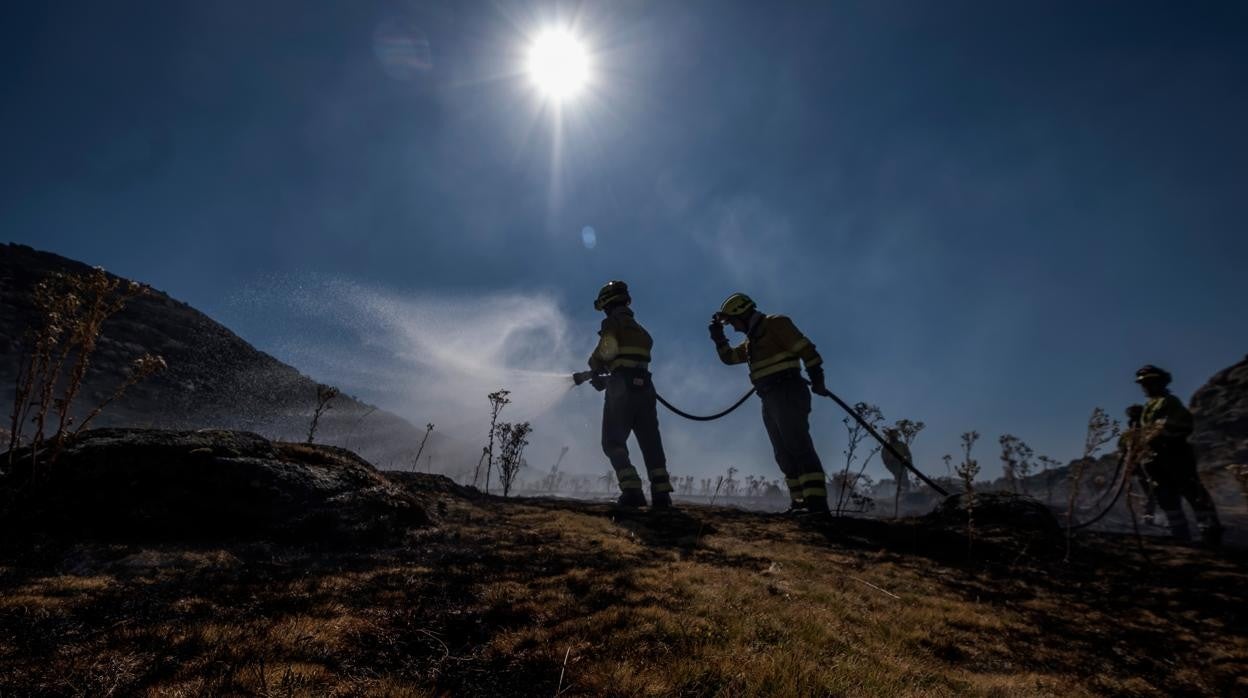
[1164,512,1192,542]
[1199,524,1224,548]
[803,495,830,516]
[650,491,673,509]
[615,489,647,508]
[781,501,807,516]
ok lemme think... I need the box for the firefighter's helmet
[1134,365,1172,386]
[594,280,631,311]
[718,292,757,318]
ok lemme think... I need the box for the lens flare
[373,19,432,80]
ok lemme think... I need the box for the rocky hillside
[1191,354,1248,471]
[0,243,430,466]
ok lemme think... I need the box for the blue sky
[4,1,1246,482]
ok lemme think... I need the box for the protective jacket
[589,307,653,373]
[716,313,827,509]
[1139,394,1194,444]
[589,306,671,497]
[1138,390,1220,540]
[716,314,822,383]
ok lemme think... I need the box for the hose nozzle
[572,371,595,386]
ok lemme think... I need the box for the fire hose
[656,388,756,422]
[574,371,950,497]
[653,369,1134,528]
[1065,464,1130,530]
[1065,451,1157,531]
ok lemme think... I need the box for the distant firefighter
[881,428,912,494]
[1132,365,1222,545]
[577,281,673,509]
[709,292,830,515]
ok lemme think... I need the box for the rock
[0,428,429,542]
[928,491,1062,538]
[388,471,480,499]
[1190,354,1248,471]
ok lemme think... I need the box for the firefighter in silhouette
[580,281,672,508]
[1133,365,1222,545]
[709,292,830,514]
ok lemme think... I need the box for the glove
[590,375,606,392]
[708,315,727,345]
[807,366,831,397]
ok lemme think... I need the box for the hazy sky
[5,1,1246,482]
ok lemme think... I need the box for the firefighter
[585,281,672,508]
[881,428,911,495]
[1133,365,1222,545]
[709,292,830,514]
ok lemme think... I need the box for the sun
[527,29,590,101]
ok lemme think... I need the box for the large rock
[1190,354,1248,471]
[928,491,1062,538]
[0,428,429,542]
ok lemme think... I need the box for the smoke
[229,276,843,489]
[232,277,610,479]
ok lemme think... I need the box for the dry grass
[1,487,1245,696]
[6,267,162,472]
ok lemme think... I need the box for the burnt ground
[1,476,1245,697]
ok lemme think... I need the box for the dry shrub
[305,383,339,444]
[495,421,532,497]
[476,389,511,492]
[999,434,1035,495]
[6,267,164,473]
[833,402,883,516]
[411,422,435,472]
[956,431,981,554]
[1064,407,1120,560]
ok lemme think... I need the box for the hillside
[0,429,1245,696]
[0,243,431,466]
[1191,354,1248,471]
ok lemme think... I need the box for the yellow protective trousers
[601,369,672,496]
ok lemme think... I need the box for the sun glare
[527,29,590,101]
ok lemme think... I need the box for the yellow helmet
[718,292,757,318]
[594,280,631,311]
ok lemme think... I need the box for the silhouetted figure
[710,292,829,515]
[1133,365,1222,545]
[586,281,672,509]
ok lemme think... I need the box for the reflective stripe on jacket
[717,314,822,383]
[589,307,653,372]
[1140,393,1194,440]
